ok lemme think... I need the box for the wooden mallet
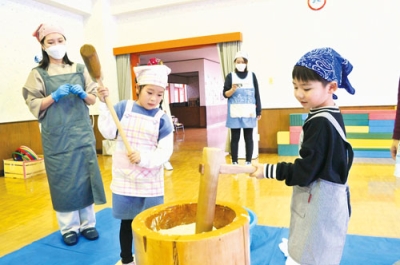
[195,147,256,233]
[80,44,132,154]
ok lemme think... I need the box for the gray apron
[289,112,353,265]
[36,64,106,212]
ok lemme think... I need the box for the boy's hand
[250,162,265,179]
[391,139,399,160]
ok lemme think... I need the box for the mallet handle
[98,79,133,154]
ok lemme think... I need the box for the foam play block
[342,114,369,120]
[345,126,369,133]
[289,126,302,133]
[346,133,392,139]
[289,114,306,126]
[341,110,370,114]
[343,119,369,126]
[369,126,393,133]
[369,110,396,120]
[347,139,392,149]
[289,126,302,144]
[290,131,301,144]
[281,110,395,159]
[277,131,290,144]
[353,150,391,158]
[341,109,395,114]
[278,144,298,156]
[369,120,395,127]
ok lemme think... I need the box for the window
[168,83,187,103]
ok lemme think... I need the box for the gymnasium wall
[1,0,399,173]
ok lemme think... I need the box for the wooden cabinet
[170,105,206,128]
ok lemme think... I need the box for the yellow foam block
[347,139,392,148]
[345,126,369,133]
[277,131,290,144]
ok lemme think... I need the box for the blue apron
[226,72,257,129]
[36,64,106,212]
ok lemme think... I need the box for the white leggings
[286,255,300,265]
[279,238,300,265]
[56,204,96,235]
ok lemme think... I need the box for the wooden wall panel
[0,117,105,175]
[258,108,305,153]
[170,106,206,128]
[0,106,394,175]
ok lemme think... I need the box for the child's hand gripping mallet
[80,44,133,155]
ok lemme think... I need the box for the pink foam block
[290,127,301,144]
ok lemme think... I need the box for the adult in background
[22,23,106,246]
[223,51,262,165]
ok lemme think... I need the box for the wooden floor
[1,126,400,257]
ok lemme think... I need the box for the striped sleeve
[264,164,277,179]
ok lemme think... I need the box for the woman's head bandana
[295,47,355,99]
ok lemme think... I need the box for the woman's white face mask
[235,63,247,72]
[45,44,67,60]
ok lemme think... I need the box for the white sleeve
[97,102,118,139]
[138,132,174,168]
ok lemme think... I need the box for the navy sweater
[275,107,353,187]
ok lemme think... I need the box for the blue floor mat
[1,208,400,265]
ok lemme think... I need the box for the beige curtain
[217,41,241,153]
[116,54,132,100]
[218,41,241,79]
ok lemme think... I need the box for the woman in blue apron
[250,47,355,265]
[23,24,106,246]
[223,51,262,165]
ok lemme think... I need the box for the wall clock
[308,0,326,11]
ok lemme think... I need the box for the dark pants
[120,219,134,263]
[230,128,254,163]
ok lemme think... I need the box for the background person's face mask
[235,63,246,72]
[45,45,66,60]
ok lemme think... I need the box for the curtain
[217,41,241,79]
[218,41,241,154]
[116,54,132,100]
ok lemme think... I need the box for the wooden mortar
[132,200,250,265]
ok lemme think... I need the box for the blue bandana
[295,47,355,99]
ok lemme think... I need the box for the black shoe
[62,231,78,246]
[81,227,99,240]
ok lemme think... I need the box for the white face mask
[235,63,247,72]
[45,45,67,60]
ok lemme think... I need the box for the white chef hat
[133,65,171,89]
[234,51,248,61]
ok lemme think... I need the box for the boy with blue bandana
[251,47,355,265]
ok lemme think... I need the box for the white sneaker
[245,161,251,165]
[279,238,288,257]
[164,161,173,170]
[115,257,135,265]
